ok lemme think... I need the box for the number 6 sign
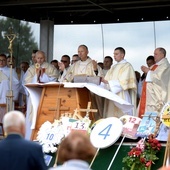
[90,117,123,148]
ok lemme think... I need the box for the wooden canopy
[0,0,170,24]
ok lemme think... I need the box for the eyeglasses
[61,60,68,63]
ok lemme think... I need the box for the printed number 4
[98,124,112,140]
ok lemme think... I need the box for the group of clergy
[0,53,29,122]
[1,46,170,126]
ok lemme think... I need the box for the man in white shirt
[0,54,20,122]
[58,55,70,82]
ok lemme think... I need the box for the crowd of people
[1,46,170,120]
[0,110,96,170]
[0,45,170,169]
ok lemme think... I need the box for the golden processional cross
[4,27,17,112]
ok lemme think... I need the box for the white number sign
[71,121,89,131]
[120,115,141,139]
[90,117,123,148]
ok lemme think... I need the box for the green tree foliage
[0,17,38,67]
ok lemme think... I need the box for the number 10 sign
[90,117,123,148]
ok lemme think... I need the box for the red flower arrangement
[122,134,161,170]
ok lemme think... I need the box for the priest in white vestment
[138,47,170,118]
[0,54,20,122]
[62,45,104,119]
[63,45,104,82]
[24,51,59,84]
[23,50,59,139]
[101,47,137,118]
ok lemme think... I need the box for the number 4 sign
[90,117,123,148]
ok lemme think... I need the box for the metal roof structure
[1,0,170,24]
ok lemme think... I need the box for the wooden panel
[31,84,92,140]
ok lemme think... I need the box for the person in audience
[101,47,137,117]
[71,54,80,65]
[0,110,47,170]
[102,56,113,76]
[138,47,170,118]
[51,59,59,70]
[49,131,96,170]
[0,54,20,122]
[63,45,104,82]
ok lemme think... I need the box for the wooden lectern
[26,83,95,140]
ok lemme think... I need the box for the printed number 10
[46,133,54,140]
